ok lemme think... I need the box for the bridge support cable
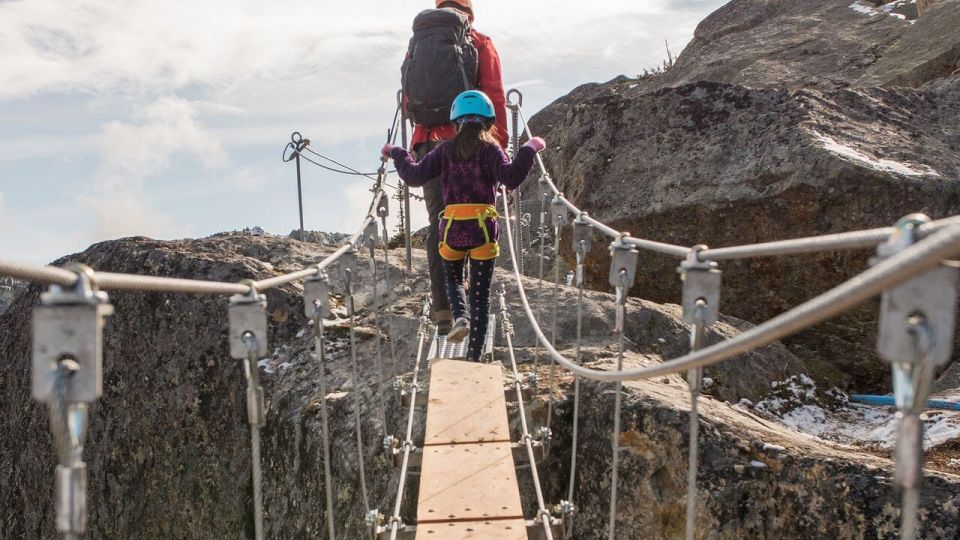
[342,258,374,526]
[228,285,270,540]
[396,89,413,273]
[561,214,594,536]
[365,223,390,433]
[872,215,960,540]
[497,193,960,383]
[377,196,400,378]
[306,272,338,540]
[545,196,571,448]
[606,236,640,539]
[678,246,722,540]
[497,286,555,540]
[385,300,431,540]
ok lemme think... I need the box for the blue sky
[0,0,725,265]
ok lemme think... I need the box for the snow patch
[849,1,879,16]
[753,374,960,450]
[813,132,940,177]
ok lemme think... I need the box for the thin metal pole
[546,223,561,437]
[296,152,305,241]
[369,243,389,432]
[399,99,412,272]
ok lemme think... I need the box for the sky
[0,0,726,265]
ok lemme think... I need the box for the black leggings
[443,257,496,361]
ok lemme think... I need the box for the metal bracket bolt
[678,245,722,327]
[303,271,332,319]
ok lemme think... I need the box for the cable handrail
[500,184,960,383]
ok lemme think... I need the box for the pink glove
[381,144,396,158]
[523,137,546,152]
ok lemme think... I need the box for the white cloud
[0,0,727,263]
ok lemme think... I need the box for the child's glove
[523,137,546,152]
[381,144,396,158]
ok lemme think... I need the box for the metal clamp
[678,245,722,326]
[33,265,114,403]
[551,195,570,228]
[364,220,379,248]
[304,271,332,319]
[537,426,552,443]
[874,214,959,367]
[608,234,639,290]
[228,284,268,359]
[377,193,390,218]
[339,247,359,280]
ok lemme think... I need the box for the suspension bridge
[3,89,960,540]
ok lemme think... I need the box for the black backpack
[401,8,479,127]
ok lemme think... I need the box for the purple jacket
[391,142,537,249]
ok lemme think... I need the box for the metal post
[507,89,524,272]
[287,132,311,241]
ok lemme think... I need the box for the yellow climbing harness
[438,203,501,261]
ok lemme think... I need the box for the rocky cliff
[1,235,959,538]
[526,0,960,391]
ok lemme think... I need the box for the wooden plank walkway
[415,359,524,539]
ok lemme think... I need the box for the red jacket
[409,29,509,150]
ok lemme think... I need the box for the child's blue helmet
[450,90,495,122]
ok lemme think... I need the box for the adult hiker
[401,0,509,334]
[383,90,544,361]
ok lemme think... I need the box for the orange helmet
[435,0,474,21]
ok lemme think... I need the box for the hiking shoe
[446,318,470,343]
[436,319,453,336]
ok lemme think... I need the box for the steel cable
[499,186,960,382]
[345,269,372,516]
[311,312,337,540]
[497,287,554,540]
[685,305,707,540]
[388,300,430,540]
[607,271,627,540]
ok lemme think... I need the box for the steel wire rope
[685,303,708,540]
[367,236,390,433]
[388,299,431,540]
[6,204,958,296]
[497,286,554,540]
[607,270,628,540]
[545,213,562,441]
[311,296,338,540]
[240,332,266,540]
[564,239,588,537]
[498,186,960,381]
[345,268,372,518]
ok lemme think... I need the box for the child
[383,90,545,361]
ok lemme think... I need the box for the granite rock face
[5,236,943,539]
[525,0,960,391]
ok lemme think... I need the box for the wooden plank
[415,518,527,539]
[416,442,524,524]
[424,359,510,445]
